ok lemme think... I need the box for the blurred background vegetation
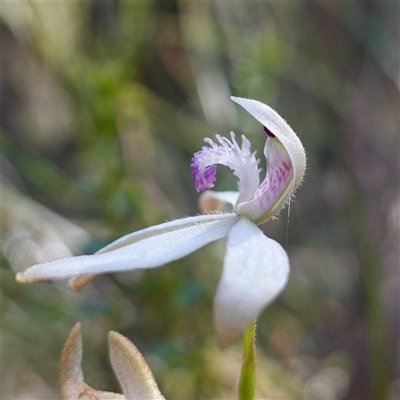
[1,1,398,399]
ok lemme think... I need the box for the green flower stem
[238,320,257,400]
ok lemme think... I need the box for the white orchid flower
[59,322,164,399]
[16,97,306,346]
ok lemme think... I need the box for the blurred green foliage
[1,1,398,399]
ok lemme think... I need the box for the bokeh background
[1,1,399,399]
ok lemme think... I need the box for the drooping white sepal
[16,214,239,282]
[214,217,289,347]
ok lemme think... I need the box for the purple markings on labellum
[191,152,217,192]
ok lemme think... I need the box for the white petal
[96,213,236,254]
[68,214,237,290]
[198,190,239,213]
[214,217,289,347]
[16,214,239,282]
[231,97,306,195]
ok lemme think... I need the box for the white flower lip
[16,96,306,346]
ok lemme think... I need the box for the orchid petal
[231,96,306,199]
[16,213,239,282]
[198,190,239,213]
[109,331,164,400]
[214,217,289,347]
[69,213,242,290]
[97,214,238,254]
